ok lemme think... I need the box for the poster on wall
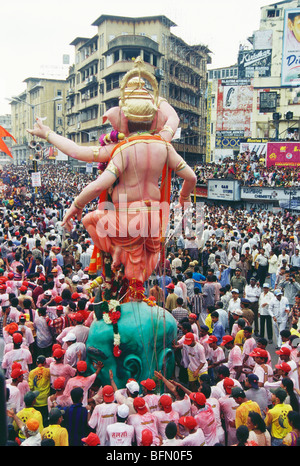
[238,49,272,79]
[216,79,253,137]
[266,142,300,167]
[281,8,300,86]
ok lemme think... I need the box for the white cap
[44,290,52,296]
[117,404,130,418]
[58,274,65,280]
[232,289,239,294]
[231,309,243,315]
[126,381,140,394]
[72,275,80,283]
[263,283,270,288]
[82,274,89,280]
[62,332,76,343]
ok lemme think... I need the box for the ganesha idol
[85,295,178,388]
[27,57,196,384]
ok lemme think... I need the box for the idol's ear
[150,100,180,140]
[102,107,129,136]
[122,354,142,382]
[157,348,175,381]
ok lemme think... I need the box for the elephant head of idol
[85,296,178,389]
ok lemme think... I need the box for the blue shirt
[212,320,226,345]
[192,272,206,292]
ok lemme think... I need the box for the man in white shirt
[268,289,290,349]
[258,283,274,343]
[106,404,135,446]
[181,332,208,392]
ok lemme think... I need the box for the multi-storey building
[207,0,300,162]
[10,78,67,165]
[65,14,211,166]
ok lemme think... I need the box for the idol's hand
[62,204,83,231]
[27,117,51,140]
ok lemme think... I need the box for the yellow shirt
[234,329,245,350]
[266,403,293,439]
[235,400,261,429]
[205,314,213,333]
[41,424,69,446]
[28,366,51,407]
[14,407,43,439]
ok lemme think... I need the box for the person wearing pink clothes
[49,348,76,387]
[140,378,160,414]
[127,397,161,446]
[153,394,180,440]
[190,392,219,446]
[63,360,103,407]
[179,415,206,446]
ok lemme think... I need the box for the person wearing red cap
[68,311,89,344]
[181,331,208,391]
[153,394,179,440]
[88,384,119,446]
[2,331,33,379]
[207,335,225,382]
[6,363,30,411]
[49,347,76,388]
[250,348,274,387]
[48,377,71,410]
[127,397,161,446]
[81,432,100,446]
[179,415,206,446]
[63,360,103,408]
[140,378,159,413]
[218,377,239,445]
[6,367,25,413]
[219,334,243,381]
[275,346,299,390]
[165,283,179,312]
[140,428,154,446]
[46,306,71,341]
[190,392,219,446]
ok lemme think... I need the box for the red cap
[53,377,65,390]
[0,284,7,290]
[275,362,291,373]
[12,333,23,344]
[184,332,195,345]
[160,394,172,412]
[102,385,115,402]
[54,296,63,304]
[72,293,80,300]
[189,313,197,320]
[208,335,218,344]
[133,397,148,414]
[275,347,291,356]
[179,416,197,430]
[56,305,64,311]
[223,377,235,394]
[250,348,268,358]
[81,432,100,446]
[74,313,85,322]
[221,335,234,346]
[19,286,27,292]
[11,368,26,379]
[39,275,46,281]
[141,429,153,446]
[77,361,87,373]
[141,378,156,391]
[53,348,65,359]
[166,283,175,289]
[189,392,206,406]
[22,281,29,287]
[8,272,14,279]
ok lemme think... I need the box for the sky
[0,0,272,115]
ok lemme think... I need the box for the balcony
[105,34,161,55]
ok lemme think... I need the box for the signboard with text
[208,179,240,201]
[266,142,300,167]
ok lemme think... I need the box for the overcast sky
[0,0,271,115]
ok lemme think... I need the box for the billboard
[266,142,300,167]
[216,79,253,138]
[207,179,241,201]
[281,8,300,86]
[238,49,272,79]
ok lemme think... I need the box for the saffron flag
[0,126,16,158]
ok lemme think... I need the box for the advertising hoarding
[281,8,300,86]
[266,142,300,167]
[208,179,240,201]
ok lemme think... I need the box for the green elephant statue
[85,297,178,390]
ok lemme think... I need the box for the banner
[31,172,41,187]
[207,179,241,201]
[266,142,300,167]
[238,49,272,79]
[281,8,300,86]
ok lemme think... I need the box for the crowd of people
[1,161,300,447]
[194,152,300,187]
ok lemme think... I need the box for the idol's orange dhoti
[82,200,169,283]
